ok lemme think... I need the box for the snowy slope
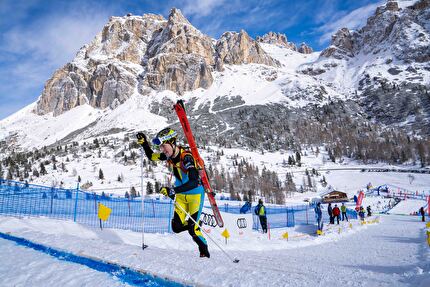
[0,238,131,287]
[0,214,429,286]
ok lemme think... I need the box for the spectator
[359,206,365,221]
[419,206,425,222]
[328,203,334,224]
[332,204,341,224]
[254,199,267,233]
[367,206,372,217]
[314,202,323,232]
[240,201,252,214]
[341,203,348,222]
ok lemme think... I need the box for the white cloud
[316,1,383,45]
[2,10,109,68]
[182,0,226,18]
[0,1,115,119]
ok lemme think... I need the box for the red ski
[173,100,224,228]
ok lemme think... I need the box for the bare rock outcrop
[298,43,313,54]
[320,28,355,59]
[215,30,280,70]
[143,8,214,94]
[256,32,297,50]
[36,14,166,115]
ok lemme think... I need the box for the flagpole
[140,148,148,249]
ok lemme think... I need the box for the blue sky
[0,0,384,120]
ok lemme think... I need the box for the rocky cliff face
[256,32,298,51]
[35,8,280,115]
[142,8,215,94]
[302,0,430,134]
[36,14,165,116]
[215,30,280,71]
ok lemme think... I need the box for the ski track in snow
[0,238,131,287]
[0,214,429,286]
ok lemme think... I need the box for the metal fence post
[73,183,79,222]
[168,201,173,233]
[306,206,309,225]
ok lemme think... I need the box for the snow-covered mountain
[0,1,429,156]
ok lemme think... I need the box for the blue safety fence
[0,179,172,233]
[0,179,352,233]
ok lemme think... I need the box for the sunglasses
[152,131,177,147]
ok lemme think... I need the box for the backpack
[254,205,260,215]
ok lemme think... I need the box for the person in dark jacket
[315,202,323,231]
[367,206,372,217]
[255,199,267,233]
[359,206,365,221]
[137,128,209,258]
[419,206,425,222]
[327,203,334,224]
[332,204,341,224]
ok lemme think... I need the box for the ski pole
[140,148,148,250]
[172,200,239,263]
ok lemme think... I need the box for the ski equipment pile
[173,100,224,228]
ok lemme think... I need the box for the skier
[136,128,210,258]
[314,202,323,232]
[341,203,348,222]
[254,199,267,233]
[333,204,341,224]
[327,202,334,224]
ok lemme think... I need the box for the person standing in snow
[419,207,425,222]
[367,206,372,217]
[359,206,365,221]
[314,202,323,231]
[136,128,210,258]
[341,203,348,222]
[255,199,268,233]
[328,203,334,224]
[332,204,341,224]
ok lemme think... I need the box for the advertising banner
[200,208,253,238]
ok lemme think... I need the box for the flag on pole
[98,203,112,221]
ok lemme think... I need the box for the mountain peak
[168,8,191,26]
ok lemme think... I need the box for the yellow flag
[426,222,430,228]
[317,230,323,236]
[349,223,353,229]
[98,203,112,221]
[282,232,289,240]
[427,231,430,247]
[221,228,230,239]
[338,227,341,234]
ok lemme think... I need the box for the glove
[136,132,147,145]
[160,187,175,200]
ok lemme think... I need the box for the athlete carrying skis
[136,128,210,258]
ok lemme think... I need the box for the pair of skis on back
[173,100,224,228]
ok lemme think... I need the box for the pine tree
[295,151,301,166]
[7,167,13,180]
[146,182,154,195]
[130,186,137,198]
[99,169,104,180]
[39,162,47,175]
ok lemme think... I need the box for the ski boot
[199,245,210,258]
